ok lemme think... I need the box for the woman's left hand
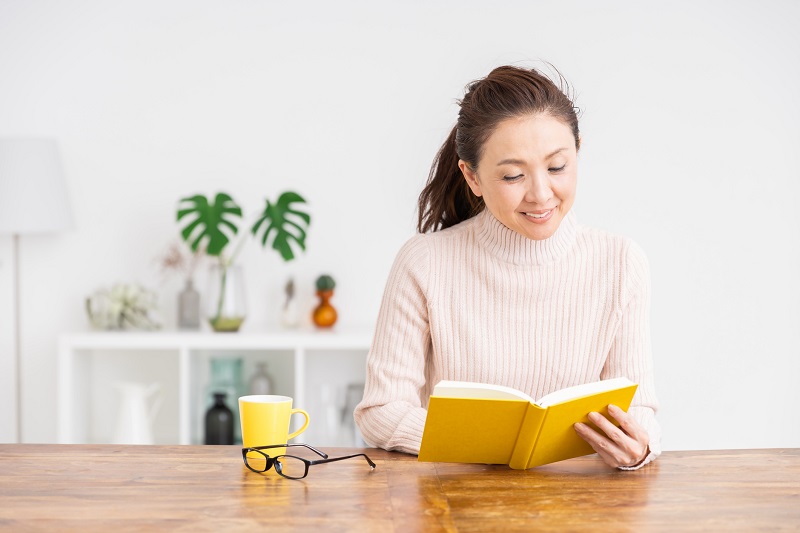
[574,404,650,468]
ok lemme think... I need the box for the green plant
[176,191,310,331]
[315,274,336,292]
[177,191,310,265]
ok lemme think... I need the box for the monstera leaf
[177,193,243,256]
[251,191,311,261]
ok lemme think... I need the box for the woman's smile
[521,207,556,224]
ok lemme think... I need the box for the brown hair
[417,65,580,233]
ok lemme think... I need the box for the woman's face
[459,113,578,241]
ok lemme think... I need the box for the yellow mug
[239,395,310,449]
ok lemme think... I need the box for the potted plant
[312,274,337,328]
[177,191,310,332]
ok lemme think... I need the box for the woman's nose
[524,172,553,204]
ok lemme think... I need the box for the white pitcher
[112,382,163,445]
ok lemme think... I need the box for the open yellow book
[418,377,638,469]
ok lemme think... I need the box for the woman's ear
[458,160,482,197]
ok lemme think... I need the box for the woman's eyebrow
[496,148,568,167]
[496,158,526,166]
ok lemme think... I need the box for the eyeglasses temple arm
[308,453,376,469]
[245,443,328,459]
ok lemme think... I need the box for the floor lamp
[0,139,73,443]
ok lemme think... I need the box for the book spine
[524,408,551,469]
[508,404,546,470]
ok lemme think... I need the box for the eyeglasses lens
[245,450,269,472]
[275,456,307,479]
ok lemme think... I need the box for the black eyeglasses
[242,443,376,480]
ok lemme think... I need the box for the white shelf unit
[58,328,373,446]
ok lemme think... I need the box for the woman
[354,65,660,469]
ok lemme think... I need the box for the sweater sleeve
[601,239,662,469]
[354,236,431,454]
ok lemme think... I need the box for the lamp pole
[13,234,21,441]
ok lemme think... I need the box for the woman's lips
[521,208,555,224]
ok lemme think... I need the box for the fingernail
[608,404,619,412]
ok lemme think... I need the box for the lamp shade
[0,138,73,234]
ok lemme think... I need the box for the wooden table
[0,445,798,531]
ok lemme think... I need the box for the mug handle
[287,408,310,440]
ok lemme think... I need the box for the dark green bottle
[204,392,234,445]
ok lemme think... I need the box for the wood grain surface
[1,445,798,532]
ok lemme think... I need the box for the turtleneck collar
[473,208,578,266]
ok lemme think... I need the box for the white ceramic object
[112,382,163,445]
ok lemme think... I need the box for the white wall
[0,0,798,450]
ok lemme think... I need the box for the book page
[535,377,635,408]
[432,380,535,403]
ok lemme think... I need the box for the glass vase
[207,264,246,332]
[248,362,274,395]
[178,279,200,330]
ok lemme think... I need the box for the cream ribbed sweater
[354,208,661,467]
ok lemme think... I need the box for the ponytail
[417,126,484,233]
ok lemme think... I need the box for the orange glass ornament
[312,289,337,328]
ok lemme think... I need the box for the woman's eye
[503,174,523,182]
[549,164,566,173]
